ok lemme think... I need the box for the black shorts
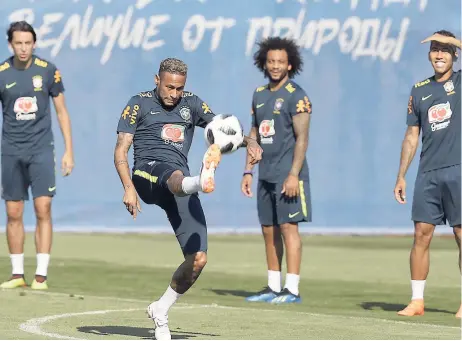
[132,161,207,255]
[412,165,461,227]
[257,179,312,226]
[1,150,56,201]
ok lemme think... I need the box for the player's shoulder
[283,81,308,99]
[32,55,57,71]
[254,84,268,94]
[181,90,203,107]
[0,56,13,75]
[411,76,432,92]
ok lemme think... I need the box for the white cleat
[199,144,222,193]
[146,302,171,340]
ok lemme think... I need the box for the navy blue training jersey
[407,70,461,173]
[251,80,312,182]
[117,89,215,172]
[0,55,64,155]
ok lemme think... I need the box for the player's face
[429,41,456,75]
[155,72,186,107]
[9,31,35,63]
[265,49,292,82]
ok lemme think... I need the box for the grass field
[0,233,461,340]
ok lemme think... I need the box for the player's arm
[244,96,259,171]
[114,132,134,189]
[114,98,140,190]
[394,92,420,203]
[397,126,420,180]
[50,67,74,176]
[289,93,312,176]
[421,34,461,49]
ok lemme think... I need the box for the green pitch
[0,233,460,339]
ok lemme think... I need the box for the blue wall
[0,0,460,231]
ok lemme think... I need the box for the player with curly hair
[242,37,313,304]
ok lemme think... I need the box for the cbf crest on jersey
[444,80,455,95]
[273,98,284,114]
[32,75,42,91]
[180,106,191,121]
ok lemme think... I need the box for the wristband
[243,171,253,176]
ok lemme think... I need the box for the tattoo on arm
[397,126,420,179]
[290,112,310,176]
[114,132,134,188]
[244,127,258,171]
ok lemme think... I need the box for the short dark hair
[253,37,303,79]
[7,21,36,43]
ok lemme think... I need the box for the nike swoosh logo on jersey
[422,94,432,101]
[6,82,16,89]
[48,186,56,192]
[256,103,265,108]
[150,111,160,115]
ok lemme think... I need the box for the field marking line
[13,289,459,340]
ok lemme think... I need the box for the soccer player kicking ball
[394,31,461,318]
[114,58,262,340]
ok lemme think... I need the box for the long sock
[10,254,24,276]
[268,270,281,292]
[284,273,300,296]
[181,176,201,194]
[35,253,50,278]
[411,280,426,300]
[155,286,183,316]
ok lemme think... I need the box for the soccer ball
[204,114,245,154]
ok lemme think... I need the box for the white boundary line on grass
[15,290,460,340]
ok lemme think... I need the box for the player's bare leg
[453,226,461,318]
[167,144,221,196]
[147,252,207,340]
[276,222,302,302]
[398,221,435,316]
[31,196,52,289]
[245,225,282,302]
[0,201,27,288]
[263,225,283,291]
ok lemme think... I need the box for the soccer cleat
[0,277,26,289]
[456,304,461,318]
[245,287,279,302]
[199,144,221,193]
[270,288,302,304]
[397,299,424,316]
[146,301,171,340]
[30,279,48,290]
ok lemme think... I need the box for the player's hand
[421,33,455,45]
[61,151,74,176]
[241,174,253,197]
[281,174,299,198]
[394,177,407,204]
[123,185,142,220]
[246,138,263,165]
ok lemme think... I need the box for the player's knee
[414,222,434,246]
[34,198,52,222]
[6,202,24,223]
[193,251,207,271]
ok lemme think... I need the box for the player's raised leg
[168,144,221,196]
